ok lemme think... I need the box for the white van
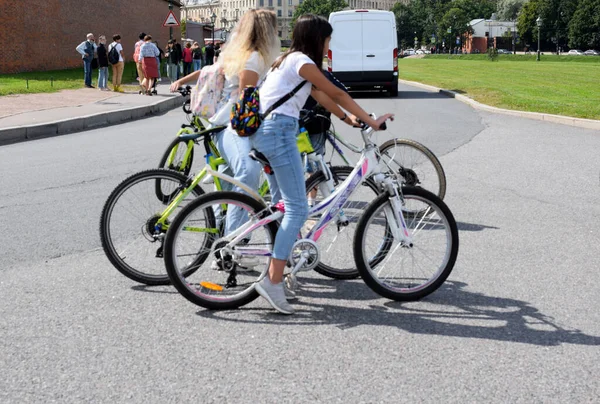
[328,10,398,96]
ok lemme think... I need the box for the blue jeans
[167,63,178,82]
[215,127,263,236]
[249,114,308,260]
[193,59,202,72]
[83,59,92,86]
[98,67,108,89]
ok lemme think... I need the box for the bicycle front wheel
[99,169,207,285]
[379,138,447,200]
[158,136,195,176]
[353,187,459,301]
[304,166,381,280]
[164,191,278,310]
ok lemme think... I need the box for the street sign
[447,28,452,33]
[163,10,180,27]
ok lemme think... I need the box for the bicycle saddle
[248,149,273,175]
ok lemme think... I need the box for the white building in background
[181,0,411,40]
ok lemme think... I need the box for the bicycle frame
[204,124,414,276]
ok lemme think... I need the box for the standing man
[76,33,97,88]
[173,38,183,79]
[205,42,215,66]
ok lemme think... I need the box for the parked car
[328,10,399,96]
[584,50,599,56]
[567,49,585,56]
[497,49,511,54]
[402,48,416,56]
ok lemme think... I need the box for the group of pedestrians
[76,31,222,93]
[76,33,124,91]
[169,10,392,315]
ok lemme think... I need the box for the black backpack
[108,44,120,65]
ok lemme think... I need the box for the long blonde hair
[220,9,280,77]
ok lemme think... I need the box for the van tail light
[328,49,332,72]
[393,48,398,72]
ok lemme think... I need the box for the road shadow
[196,280,600,347]
[350,90,451,100]
[457,221,500,232]
[131,285,178,294]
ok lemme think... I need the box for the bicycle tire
[379,138,447,201]
[100,169,207,285]
[164,191,278,310]
[158,136,195,176]
[353,187,459,301]
[304,166,382,280]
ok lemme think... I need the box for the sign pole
[169,1,173,40]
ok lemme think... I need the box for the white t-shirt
[259,52,314,119]
[109,42,124,62]
[210,51,268,125]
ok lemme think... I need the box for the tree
[568,0,600,49]
[291,0,348,26]
[181,20,187,38]
[517,0,542,46]
[497,0,529,21]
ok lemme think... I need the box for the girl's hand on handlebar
[169,81,181,93]
[349,114,362,128]
[370,114,394,131]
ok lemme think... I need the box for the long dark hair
[273,14,332,69]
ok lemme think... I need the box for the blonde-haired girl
[170,9,279,264]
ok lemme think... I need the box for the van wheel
[389,85,398,97]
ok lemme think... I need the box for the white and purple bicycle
[163,115,459,310]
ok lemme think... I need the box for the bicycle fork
[375,174,414,247]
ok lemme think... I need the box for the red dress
[142,57,159,79]
[183,48,193,63]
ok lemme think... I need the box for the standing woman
[139,35,160,95]
[108,35,125,92]
[182,42,193,76]
[165,40,178,83]
[96,36,109,91]
[250,14,394,314]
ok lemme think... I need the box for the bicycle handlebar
[178,85,192,97]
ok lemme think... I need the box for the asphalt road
[1,83,599,403]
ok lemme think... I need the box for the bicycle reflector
[200,282,224,292]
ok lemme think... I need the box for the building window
[259,0,264,5]
[278,0,281,6]
[277,9,281,16]
[278,30,282,37]
[268,0,273,6]
[288,0,292,4]
[288,10,292,17]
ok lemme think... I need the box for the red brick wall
[0,0,180,74]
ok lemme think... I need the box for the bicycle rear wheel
[379,138,446,200]
[164,191,278,310]
[304,166,381,279]
[99,169,208,285]
[353,187,459,301]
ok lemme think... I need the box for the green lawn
[399,55,600,120]
[0,62,140,96]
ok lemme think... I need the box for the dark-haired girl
[252,14,394,315]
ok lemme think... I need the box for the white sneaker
[255,277,294,314]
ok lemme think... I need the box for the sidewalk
[0,83,182,146]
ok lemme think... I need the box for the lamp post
[536,16,542,61]
[414,31,418,51]
[211,12,217,46]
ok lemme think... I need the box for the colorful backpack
[190,62,227,119]
[230,80,307,137]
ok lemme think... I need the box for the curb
[0,94,183,146]
[398,79,600,131]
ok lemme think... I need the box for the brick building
[0,0,182,74]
